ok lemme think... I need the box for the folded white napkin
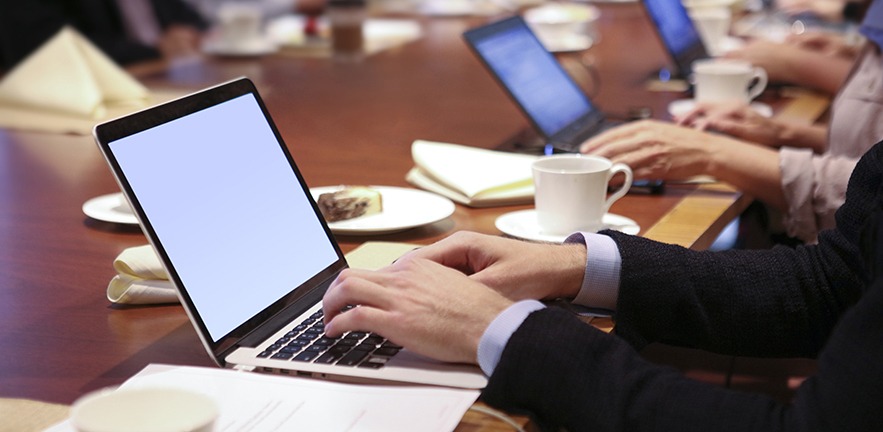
[0,26,186,134]
[106,242,420,305]
[405,140,538,207]
[0,26,148,118]
[107,245,177,305]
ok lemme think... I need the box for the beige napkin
[107,242,420,305]
[0,26,182,134]
[405,140,538,207]
[0,26,147,118]
[107,245,177,305]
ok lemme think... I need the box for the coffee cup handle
[747,67,768,100]
[605,163,633,213]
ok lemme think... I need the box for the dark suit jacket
[0,0,206,69]
[481,142,883,430]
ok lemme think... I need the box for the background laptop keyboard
[256,309,402,369]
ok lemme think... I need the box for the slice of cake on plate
[317,186,383,222]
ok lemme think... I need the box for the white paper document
[47,364,479,432]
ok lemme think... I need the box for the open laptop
[92,77,487,389]
[463,15,618,154]
[463,16,664,192]
[641,0,710,80]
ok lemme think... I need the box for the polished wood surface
[0,4,821,429]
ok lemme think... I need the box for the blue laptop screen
[108,93,339,342]
[469,18,595,138]
[643,0,703,60]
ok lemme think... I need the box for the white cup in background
[688,6,731,56]
[216,2,263,50]
[692,59,767,104]
[524,3,601,51]
[532,154,633,235]
[70,387,218,432]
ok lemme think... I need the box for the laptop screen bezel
[462,15,604,142]
[92,77,347,361]
[640,0,709,77]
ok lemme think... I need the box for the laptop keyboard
[256,309,401,369]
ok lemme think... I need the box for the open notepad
[405,140,538,207]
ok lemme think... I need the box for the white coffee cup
[70,387,218,432]
[688,6,731,56]
[532,154,633,235]
[524,3,601,50]
[691,59,768,104]
[216,2,263,50]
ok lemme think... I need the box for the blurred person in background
[579,0,883,245]
[0,0,209,69]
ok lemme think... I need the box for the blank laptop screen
[643,0,704,65]
[108,93,339,342]
[468,18,595,138]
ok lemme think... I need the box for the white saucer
[82,193,138,225]
[667,99,773,118]
[495,209,639,243]
[203,38,278,57]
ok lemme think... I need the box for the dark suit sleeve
[0,0,207,69]
[481,296,883,432]
[0,2,67,69]
[596,142,883,357]
[484,148,883,430]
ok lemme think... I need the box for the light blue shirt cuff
[565,232,622,311]
[476,300,546,376]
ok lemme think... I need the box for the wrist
[552,243,588,299]
[776,121,799,147]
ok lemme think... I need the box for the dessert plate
[495,209,639,243]
[82,192,138,225]
[310,186,455,235]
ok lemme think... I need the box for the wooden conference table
[0,3,827,430]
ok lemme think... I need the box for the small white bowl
[70,387,218,432]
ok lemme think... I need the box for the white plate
[667,99,773,118]
[82,193,138,225]
[203,38,278,57]
[311,186,455,235]
[495,209,639,243]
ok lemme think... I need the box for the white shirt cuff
[565,232,622,311]
[477,300,546,376]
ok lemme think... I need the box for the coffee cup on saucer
[691,59,767,104]
[212,2,270,54]
[532,154,633,235]
[70,387,218,432]
[524,3,600,52]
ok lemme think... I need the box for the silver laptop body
[93,77,487,389]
